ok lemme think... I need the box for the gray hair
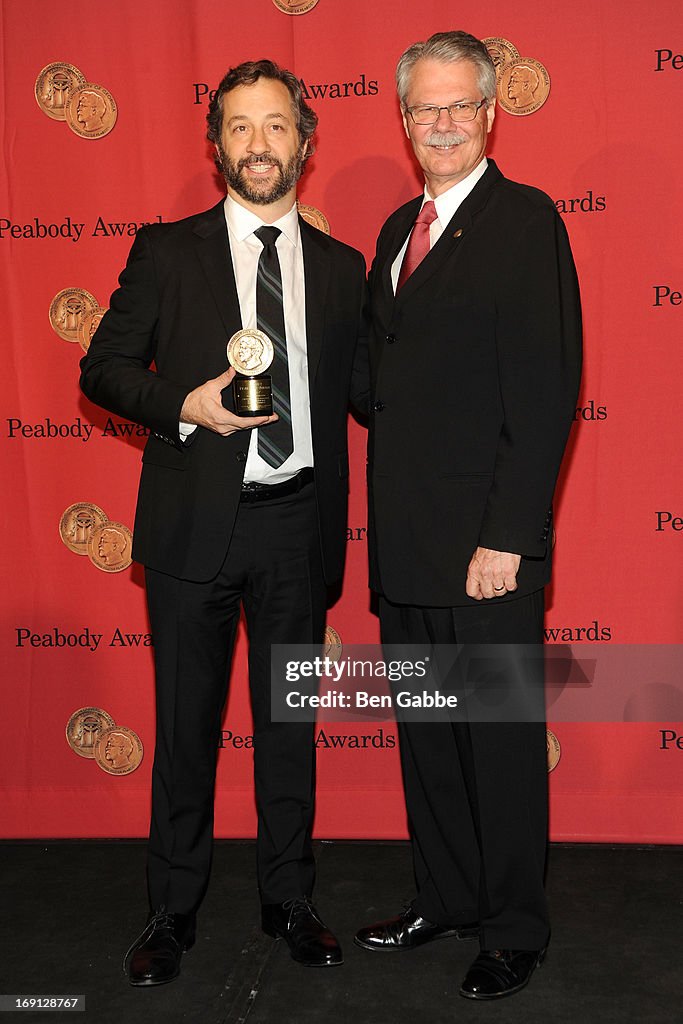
[396,31,497,108]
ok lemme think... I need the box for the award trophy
[226,328,275,416]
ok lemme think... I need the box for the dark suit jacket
[80,201,368,585]
[367,160,582,607]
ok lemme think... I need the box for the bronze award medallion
[50,287,100,343]
[323,626,343,666]
[481,37,520,77]
[78,307,108,353]
[323,626,342,659]
[60,501,108,555]
[272,0,320,14]
[94,725,143,775]
[87,521,133,573]
[227,328,275,416]
[498,58,551,116]
[546,729,561,773]
[65,83,118,139]
[297,203,330,235]
[35,62,86,121]
[66,707,116,759]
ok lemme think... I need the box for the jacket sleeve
[79,227,189,448]
[477,205,583,556]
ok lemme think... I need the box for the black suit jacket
[367,160,582,606]
[80,201,368,584]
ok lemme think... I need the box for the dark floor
[1,841,681,1023]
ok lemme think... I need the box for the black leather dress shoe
[262,897,343,966]
[354,906,479,951]
[459,948,547,999]
[124,909,196,986]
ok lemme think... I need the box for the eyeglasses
[405,99,487,125]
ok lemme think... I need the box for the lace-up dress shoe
[354,906,479,951]
[459,948,547,999]
[262,897,343,966]
[124,909,196,986]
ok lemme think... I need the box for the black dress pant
[379,589,550,950]
[144,482,327,914]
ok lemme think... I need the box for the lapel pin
[453,228,463,238]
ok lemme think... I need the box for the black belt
[240,467,314,503]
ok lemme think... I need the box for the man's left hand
[466,548,521,600]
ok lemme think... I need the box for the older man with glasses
[355,30,582,1000]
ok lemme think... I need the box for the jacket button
[236,451,247,462]
[386,333,396,344]
[373,401,385,413]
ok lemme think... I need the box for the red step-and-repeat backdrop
[2,0,682,842]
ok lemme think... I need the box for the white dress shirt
[180,195,314,485]
[391,157,488,293]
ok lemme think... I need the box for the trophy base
[233,374,273,416]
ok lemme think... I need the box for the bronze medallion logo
[50,287,100,343]
[87,522,133,573]
[481,37,520,78]
[78,307,108,353]
[65,83,118,139]
[227,328,274,377]
[323,626,342,663]
[497,58,551,116]
[297,203,330,235]
[94,725,143,775]
[66,707,116,758]
[59,501,108,555]
[35,62,86,121]
[272,0,320,14]
[546,729,561,773]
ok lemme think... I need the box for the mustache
[423,130,468,147]
[238,154,283,169]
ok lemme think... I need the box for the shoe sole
[353,926,478,952]
[295,956,344,967]
[128,967,181,988]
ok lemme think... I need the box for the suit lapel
[380,197,422,308]
[395,161,504,305]
[300,216,330,391]
[192,201,242,336]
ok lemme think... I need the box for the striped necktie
[254,226,293,468]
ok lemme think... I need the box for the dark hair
[207,59,317,168]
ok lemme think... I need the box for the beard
[217,145,305,206]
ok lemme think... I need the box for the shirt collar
[423,157,488,226]
[224,194,300,247]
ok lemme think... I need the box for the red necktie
[396,200,438,291]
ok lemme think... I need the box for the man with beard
[80,60,368,986]
[354,32,581,1000]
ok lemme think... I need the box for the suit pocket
[438,472,493,481]
[141,435,189,470]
